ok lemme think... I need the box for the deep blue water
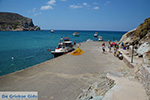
[0,30,126,76]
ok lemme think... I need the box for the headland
[0,12,40,31]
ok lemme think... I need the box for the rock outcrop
[119,17,150,57]
[0,12,40,31]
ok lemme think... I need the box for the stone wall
[121,49,136,68]
[135,64,150,100]
[123,55,134,68]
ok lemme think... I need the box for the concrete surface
[0,41,145,100]
[103,73,148,100]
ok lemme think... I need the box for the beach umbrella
[111,42,116,46]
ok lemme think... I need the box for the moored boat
[94,32,98,37]
[98,36,103,41]
[51,43,65,57]
[73,32,80,36]
[50,37,74,57]
[51,29,54,33]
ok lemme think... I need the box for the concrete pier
[0,41,147,100]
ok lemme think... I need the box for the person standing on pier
[108,40,111,52]
[102,42,105,54]
[114,47,117,56]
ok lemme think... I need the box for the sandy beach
[0,41,147,100]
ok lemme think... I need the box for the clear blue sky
[0,0,150,31]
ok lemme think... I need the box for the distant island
[0,12,40,31]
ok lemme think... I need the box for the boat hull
[51,51,64,57]
[98,38,103,41]
[94,35,98,37]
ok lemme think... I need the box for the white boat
[51,30,54,33]
[73,32,80,36]
[51,37,74,57]
[63,37,74,52]
[51,43,66,57]
[94,32,98,37]
[98,36,103,41]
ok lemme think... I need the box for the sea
[0,30,126,76]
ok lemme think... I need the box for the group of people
[101,40,123,60]
[102,40,113,54]
[101,40,117,55]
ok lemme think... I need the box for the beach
[0,41,147,100]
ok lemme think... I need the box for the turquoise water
[0,30,126,76]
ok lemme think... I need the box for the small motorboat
[94,32,98,37]
[73,32,80,36]
[51,29,54,33]
[51,37,74,57]
[51,43,66,57]
[98,36,103,41]
[63,37,74,52]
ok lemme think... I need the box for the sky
[0,0,150,31]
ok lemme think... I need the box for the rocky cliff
[0,12,40,31]
[119,17,150,56]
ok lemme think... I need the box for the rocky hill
[119,17,150,71]
[0,12,40,31]
[119,17,150,56]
